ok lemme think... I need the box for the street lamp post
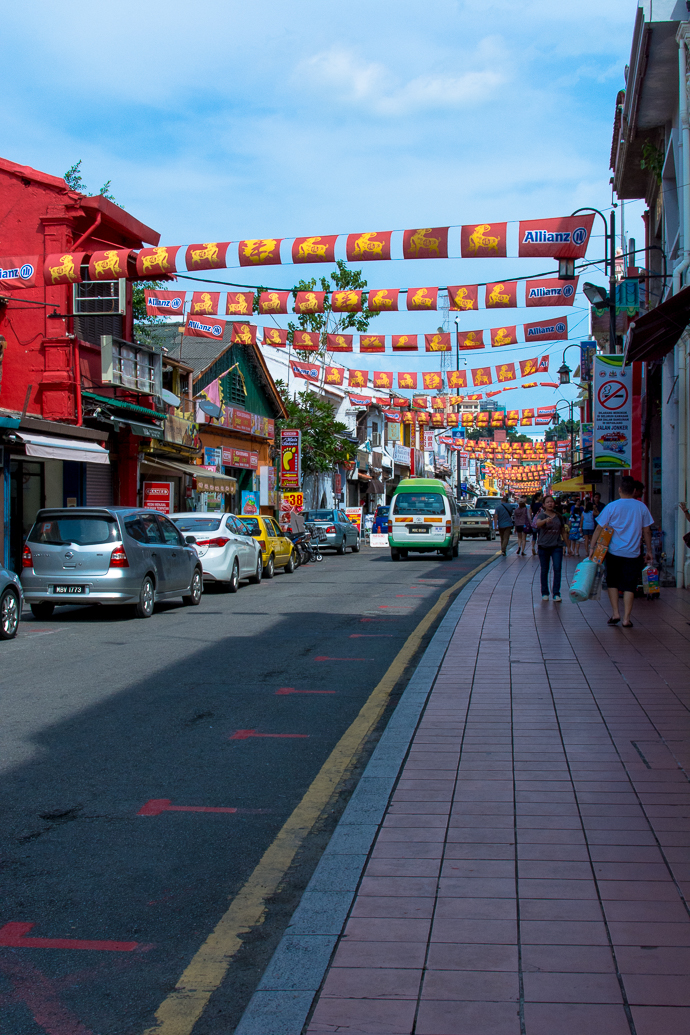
[571,207,617,355]
[552,400,576,472]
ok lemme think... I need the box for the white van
[388,478,461,561]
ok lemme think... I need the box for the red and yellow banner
[44,251,87,285]
[448,284,478,311]
[490,326,518,347]
[325,366,345,386]
[471,366,492,387]
[425,332,451,352]
[327,333,353,352]
[485,281,517,309]
[231,322,257,345]
[457,330,485,350]
[373,371,394,390]
[239,239,282,266]
[407,287,438,310]
[360,334,385,353]
[191,291,220,315]
[348,369,369,388]
[392,334,418,351]
[461,222,507,258]
[447,370,467,389]
[259,290,290,314]
[331,289,362,312]
[263,327,288,347]
[293,329,320,350]
[294,291,325,314]
[292,235,337,264]
[397,372,418,390]
[403,227,449,259]
[495,362,517,383]
[346,231,392,261]
[368,288,399,311]
[136,246,180,277]
[423,372,444,391]
[226,291,254,315]
[185,242,231,271]
[88,249,131,281]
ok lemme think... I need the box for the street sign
[597,379,629,410]
[593,355,632,469]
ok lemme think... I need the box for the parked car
[473,496,502,530]
[457,508,495,541]
[238,515,296,578]
[372,505,389,534]
[388,478,461,560]
[170,512,262,590]
[0,564,22,640]
[300,509,360,554]
[20,508,203,619]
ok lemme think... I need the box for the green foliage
[274,383,355,475]
[640,140,663,185]
[288,260,378,359]
[133,280,168,341]
[545,419,579,441]
[63,160,121,204]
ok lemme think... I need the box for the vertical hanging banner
[485,281,518,309]
[392,334,418,352]
[226,291,254,315]
[448,285,478,311]
[239,239,282,266]
[331,289,362,312]
[346,231,392,261]
[593,354,632,469]
[145,290,185,316]
[259,290,290,314]
[327,333,353,352]
[461,222,507,258]
[397,372,418,389]
[263,327,288,347]
[136,246,180,277]
[457,330,485,350]
[185,242,231,271]
[407,287,438,310]
[490,326,518,347]
[403,227,449,259]
[292,236,337,264]
[368,289,399,311]
[191,291,220,315]
[518,214,594,258]
[525,277,578,306]
[523,316,568,342]
[280,429,302,488]
[425,332,451,352]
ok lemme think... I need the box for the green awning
[82,391,164,419]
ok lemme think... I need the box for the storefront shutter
[85,463,113,506]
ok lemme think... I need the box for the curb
[234,555,502,1035]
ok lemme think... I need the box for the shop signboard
[280,429,301,488]
[345,507,363,536]
[259,465,276,505]
[580,341,596,382]
[387,422,400,442]
[232,409,253,434]
[241,490,260,515]
[393,443,411,465]
[221,447,258,469]
[143,481,173,514]
[204,447,222,467]
[370,533,389,548]
[279,491,304,531]
[593,355,632,469]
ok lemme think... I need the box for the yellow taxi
[239,514,295,579]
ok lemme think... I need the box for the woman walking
[512,497,530,555]
[535,495,567,601]
[568,503,583,557]
[581,499,595,555]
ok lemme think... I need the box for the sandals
[622,620,633,628]
[607,617,621,625]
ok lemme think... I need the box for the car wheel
[183,568,203,606]
[400,549,409,560]
[248,554,263,584]
[263,554,275,579]
[134,576,155,619]
[452,542,460,557]
[0,589,20,639]
[485,534,491,541]
[336,540,346,555]
[458,535,463,541]
[442,548,453,561]
[30,602,54,620]
[224,560,240,593]
[391,548,400,562]
[351,538,360,553]
[284,552,295,574]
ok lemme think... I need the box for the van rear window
[393,493,445,516]
[29,516,119,546]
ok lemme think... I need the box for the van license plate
[53,585,86,594]
[409,526,429,533]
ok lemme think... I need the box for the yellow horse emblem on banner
[242,240,278,264]
[349,371,366,388]
[492,328,513,347]
[468,224,500,254]
[227,294,249,314]
[374,373,391,387]
[370,290,394,309]
[297,237,328,260]
[326,369,342,384]
[193,292,214,314]
[93,250,123,279]
[189,243,219,267]
[49,254,78,283]
[296,292,319,313]
[410,288,434,309]
[262,292,283,312]
[352,233,384,258]
[488,284,512,306]
[427,334,446,351]
[333,290,359,310]
[234,324,253,344]
[408,229,440,257]
[399,373,415,388]
[141,247,171,274]
[332,335,350,350]
[450,287,475,310]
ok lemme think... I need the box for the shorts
[605,552,641,594]
[514,525,526,533]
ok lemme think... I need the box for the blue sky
[3,0,644,419]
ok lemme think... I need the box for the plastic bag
[569,558,598,602]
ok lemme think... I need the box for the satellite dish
[161,388,181,407]
[198,399,222,418]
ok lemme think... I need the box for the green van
[388,479,461,561]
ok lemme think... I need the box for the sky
[2,0,646,426]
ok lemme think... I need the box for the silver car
[20,507,203,620]
[300,509,360,554]
[0,564,22,640]
[169,512,263,590]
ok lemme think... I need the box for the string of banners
[180,314,570,351]
[33,215,596,287]
[145,277,579,317]
[289,357,556,391]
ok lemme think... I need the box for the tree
[274,382,355,475]
[63,160,120,205]
[545,418,579,442]
[286,260,378,359]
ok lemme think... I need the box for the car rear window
[392,493,446,516]
[239,517,261,535]
[474,499,498,509]
[302,510,336,521]
[29,516,119,546]
[461,510,489,517]
[173,517,222,532]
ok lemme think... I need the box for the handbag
[569,558,598,602]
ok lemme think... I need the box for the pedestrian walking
[568,503,583,557]
[581,499,595,554]
[589,476,653,628]
[529,492,543,556]
[535,495,567,601]
[592,492,603,519]
[494,493,516,556]
[512,497,530,555]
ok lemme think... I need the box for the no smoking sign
[597,379,629,410]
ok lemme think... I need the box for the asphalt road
[0,538,500,1035]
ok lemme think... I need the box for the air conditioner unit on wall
[74,278,126,315]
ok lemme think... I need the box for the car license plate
[410,526,429,533]
[53,585,86,595]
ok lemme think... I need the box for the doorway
[9,460,45,572]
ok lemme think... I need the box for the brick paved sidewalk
[305,553,690,1035]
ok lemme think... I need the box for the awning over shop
[550,477,594,492]
[366,479,385,494]
[624,284,690,364]
[141,457,237,495]
[16,432,109,464]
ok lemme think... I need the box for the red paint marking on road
[360,617,399,622]
[395,594,424,597]
[313,656,372,661]
[0,957,96,1035]
[275,687,336,695]
[138,799,237,816]
[349,634,394,638]
[0,922,138,952]
[229,729,309,740]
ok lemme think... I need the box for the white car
[170,512,262,591]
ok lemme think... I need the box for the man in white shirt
[589,476,653,628]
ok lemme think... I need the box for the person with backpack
[494,493,516,556]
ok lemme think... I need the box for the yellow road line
[142,551,499,1035]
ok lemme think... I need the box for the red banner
[538,355,550,371]
[417,412,430,425]
[368,288,399,311]
[373,371,394,390]
[360,334,385,353]
[0,255,39,291]
[293,330,320,350]
[447,284,478,311]
[294,291,325,314]
[519,214,594,258]
[346,231,392,262]
[226,291,254,315]
[457,330,485,350]
[485,281,517,309]
[495,362,517,383]
[407,287,438,310]
[461,222,507,258]
[425,332,451,352]
[397,372,418,390]
[540,380,558,387]
[185,242,231,271]
[523,316,568,342]
[422,372,444,391]
[325,366,345,386]
[525,277,578,306]
[383,409,401,422]
[412,395,428,409]
[239,239,282,266]
[490,326,517,347]
[402,411,417,424]
[391,396,409,407]
[519,357,539,377]
[259,290,290,314]
[136,246,180,277]
[88,249,131,281]
[191,291,220,315]
[290,360,321,382]
[292,236,337,264]
[231,322,257,344]
[44,251,87,285]
[327,333,353,352]
[403,227,448,260]
[392,334,418,351]
[263,327,288,347]
[331,289,362,312]
[348,369,369,388]
[447,370,467,389]
[145,289,185,316]
[185,314,225,340]
[471,366,492,387]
